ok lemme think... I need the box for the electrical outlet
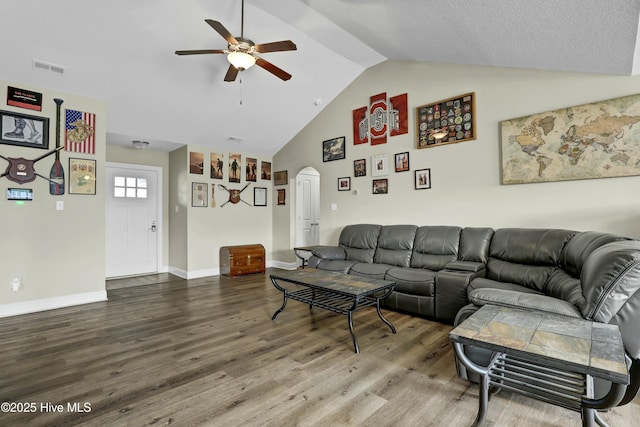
[11,277,21,292]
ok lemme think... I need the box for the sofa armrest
[309,246,346,261]
[435,268,485,322]
[445,260,485,273]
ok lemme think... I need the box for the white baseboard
[168,266,188,279]
[168,261,298,279]
[0,291,108,318]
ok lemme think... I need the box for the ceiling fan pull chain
[239,77,243,105]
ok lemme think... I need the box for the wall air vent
[32,59,65,76]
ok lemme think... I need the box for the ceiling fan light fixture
[227,51,256,71]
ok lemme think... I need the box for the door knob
[150,221,157,232]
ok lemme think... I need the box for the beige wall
[170,145,274,278]
[273,60,640,263]
[0,80,107,316]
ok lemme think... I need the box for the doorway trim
[295,166,320,264]
[105,162,164,278]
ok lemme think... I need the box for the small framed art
[322,136,346,162]
[354,159,366,177]
[415,169,432,190]
[189,151,204,174]
[371,154,389,176]
[372,178,388,194]
[274,170,288,186]
[254,187,267,206]
[338,177,351,191]
[394,152,410,172]
[0,110,49,149]
[277,189,286,205]
[191,182,208,206]
[69,158,96,195]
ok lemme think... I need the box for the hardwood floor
[1,270,638,426]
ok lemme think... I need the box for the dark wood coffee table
[450,304,629,427]
[270,269,396,353]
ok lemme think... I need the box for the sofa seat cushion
[349,263,393,280]
[316,259,357,273]
[469,277,543,295]
[385,267,436,297]
[468,288,583,318]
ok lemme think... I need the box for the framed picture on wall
[189,151,204,174]
[338,177,351,191]
[191,182,208,206]
[0,110,49,149]
[254,187,267,206]
[394,152,410,172]
[274,170,288,186]
[354,158,366,177]
[415,169,432,190]
[416,92,476,149]
[373,178,388,194]
[69,158,96,195]
[277,189,286,205]
[322,136,346,162]
[371,154,389,176]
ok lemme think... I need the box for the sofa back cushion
[543,231,630,312]
[486,228,575,292]
[459,227,494,263]
[410,226,461,270]
[339,224,382,263]
[374,225,418,267]
[559,231,630,278]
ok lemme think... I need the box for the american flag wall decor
[65,109,96,154]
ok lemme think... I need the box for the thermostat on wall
[7,188,33,201]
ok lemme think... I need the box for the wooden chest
[219,244,266,277]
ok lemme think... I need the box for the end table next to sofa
[450,304,629,427]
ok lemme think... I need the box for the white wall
[273,60,640,263]
[0,80,107,316]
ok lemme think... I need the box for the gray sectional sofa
[306,223,640,405]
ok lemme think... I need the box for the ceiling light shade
[132,140,149,149]
[227,51,256,70]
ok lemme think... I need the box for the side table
[449,304,629,427]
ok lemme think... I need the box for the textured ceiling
[1,0,639,155]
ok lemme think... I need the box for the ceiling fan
[175,0,297,82]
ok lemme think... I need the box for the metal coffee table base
[271,279,396,353]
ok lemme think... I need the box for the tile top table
[450,304,629,426]
[270,269,396,353]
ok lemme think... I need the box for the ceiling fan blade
[206,19,238,45]
[224,64,239,82]
[175,49,226,55]
[254,40,297,53]
[255,57,292,81]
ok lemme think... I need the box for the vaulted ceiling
[1,0,639,155]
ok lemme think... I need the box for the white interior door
[296,168,320,253]
[105,164,160,278]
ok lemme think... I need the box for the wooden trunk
[220,244,265,277]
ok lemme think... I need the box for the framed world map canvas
[500,93,640,184]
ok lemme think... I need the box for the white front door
[105,163,160,278]
[296,168,320,253]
